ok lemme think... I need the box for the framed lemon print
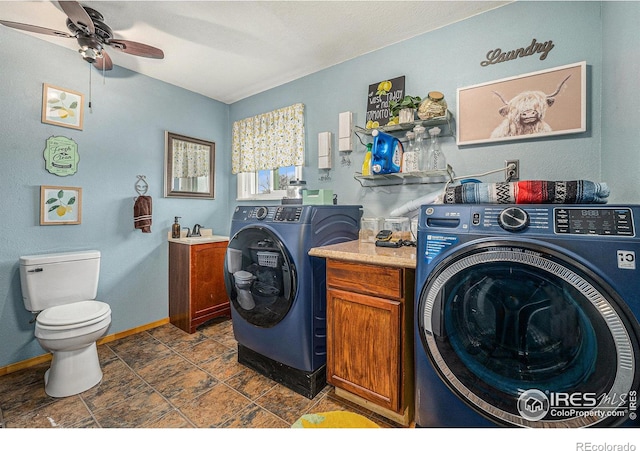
[41,84,84,130]
[40,186,82,225]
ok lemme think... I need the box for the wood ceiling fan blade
[108,39,164,59]
[93,50,113,71]
[0,20,73,38]
[58,0,95,34]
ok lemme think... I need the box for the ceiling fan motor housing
[66,6,113,64]
[66,18,113,42]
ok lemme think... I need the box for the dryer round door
[418,240,640,427]
[224,226,296,328]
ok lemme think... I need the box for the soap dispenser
[172,217,181,239]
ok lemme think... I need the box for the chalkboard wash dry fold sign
[481,38,555,67]
[365,75,405,128]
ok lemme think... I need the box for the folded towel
[134,195,152,233]
[444,180,609,204]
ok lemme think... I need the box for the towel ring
[135,175,149,196]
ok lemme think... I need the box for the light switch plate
[338,111,353,152]
[339,111,352,138]
[318,132,332,169]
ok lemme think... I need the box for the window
[237,165,302,200]
[232,103,305,200]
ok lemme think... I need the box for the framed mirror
[164,131,215,199]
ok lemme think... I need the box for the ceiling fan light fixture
[79,45,99,63]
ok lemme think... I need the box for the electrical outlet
[505,159,520,181]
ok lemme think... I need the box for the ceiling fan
[0,1,164,70]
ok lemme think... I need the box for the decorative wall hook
[135,175,149,196]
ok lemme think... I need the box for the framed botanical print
[41,83,84,130]
[40,185,82,225]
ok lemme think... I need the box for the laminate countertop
[309,239,417,269]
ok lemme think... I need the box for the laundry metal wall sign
[481,38,555,67]
[43,136,79,176]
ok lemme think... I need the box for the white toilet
[233,270,256,310]
[19,250,111,397]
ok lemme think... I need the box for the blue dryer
[415,204,640,427]
[224,205,362,398]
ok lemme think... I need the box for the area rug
[291,411,380,428]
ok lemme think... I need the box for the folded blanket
[443,180,609,204]
[134,195,152,233]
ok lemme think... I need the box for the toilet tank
[19,250,101,312]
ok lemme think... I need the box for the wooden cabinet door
[327,287,402,412]
[190,242,228,319]
[169,242,190,332]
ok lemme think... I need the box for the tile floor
[0,317,402,429]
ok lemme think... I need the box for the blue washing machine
[224,204,362,398]
[415,204,640,427]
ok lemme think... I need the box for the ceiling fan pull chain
[88,63,92,113]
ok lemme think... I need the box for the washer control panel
[466,206,635,237]
[273,206,303,222]
[233,206,307,222]
[554,207,634,236]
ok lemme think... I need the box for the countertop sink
[167,234,229,245]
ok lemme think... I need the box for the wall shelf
[354,110,455,137]
[354,166,453,187]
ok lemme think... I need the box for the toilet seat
[233,270,254,282]
[37,301,111,329]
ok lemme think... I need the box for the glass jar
[383,217,411,241]
[418,91,448,120]
[360,217,383,243]
[427,127,446,171]
[401,131,419,173]
[286,179,306,199]
[413,125,429,171]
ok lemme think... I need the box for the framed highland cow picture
[456,61,586,145]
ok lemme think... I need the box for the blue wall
[1,1,639,368]
[601,1,640,200]
[0,27,231,367]
[230,1,616,218]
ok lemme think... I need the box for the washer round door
[224,226,296,328]
[418,240,640,427]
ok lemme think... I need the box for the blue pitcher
[371,129,403,174]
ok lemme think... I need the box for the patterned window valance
[231,103,305,174]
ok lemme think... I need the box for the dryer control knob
[498,207,529,232]
[255,206,268,220]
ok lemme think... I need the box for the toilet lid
[37,300,111,327]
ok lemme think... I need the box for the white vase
[398,108,415,124]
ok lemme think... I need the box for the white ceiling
[0,1,510,103]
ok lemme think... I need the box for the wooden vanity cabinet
[169,241,231,333]
[325,259,414,426]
